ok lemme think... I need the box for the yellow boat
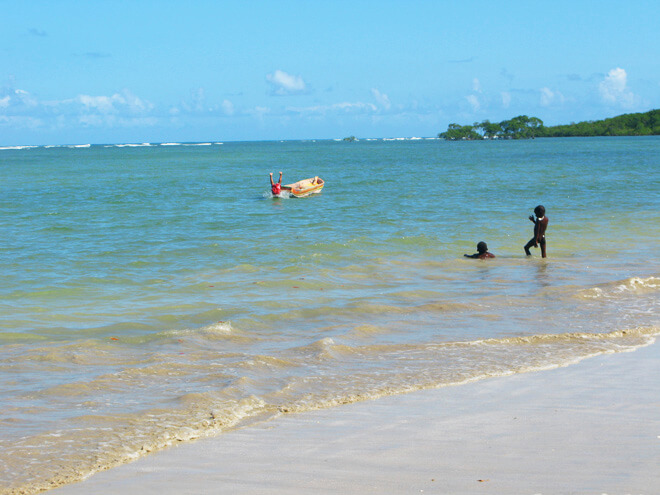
[285,176,324,198]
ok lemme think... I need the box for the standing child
[524,205,548,258]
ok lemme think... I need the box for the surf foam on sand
[50,339,660,495]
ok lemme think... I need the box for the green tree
[476,120,503,139]
[439,109,659,140]
[439,123,482,140]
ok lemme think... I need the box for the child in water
[464,241,495,259]
[524,205,548,258]
[269,171,283,195]
[269,171,292,195]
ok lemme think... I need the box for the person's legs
[540,237,547,258]
[524,238,535,256]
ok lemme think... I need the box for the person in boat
[269,171,291,195]
[464,241,495,259]
[524,205,548,258]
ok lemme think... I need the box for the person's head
[477,241,488,254]
[534,205,545,217]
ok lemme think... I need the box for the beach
[50,339,660,495]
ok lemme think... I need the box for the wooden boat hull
[285,177,324,198]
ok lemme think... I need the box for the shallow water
[1,137,659,493]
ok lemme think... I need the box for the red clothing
[272,183,281,195]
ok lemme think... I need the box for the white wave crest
[579,276,660,299]
[0,145,37,150]
[201,321,233,334]
[161,321,233,339]
[615,276,660,293]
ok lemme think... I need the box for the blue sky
[1,0,659,145]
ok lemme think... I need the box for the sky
[1,0,659,145]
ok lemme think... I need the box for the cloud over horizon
[599,68,635,108]
[371,88,391,110]
[75,90,153,114]
[266,70,309,96]
[540,87,565,107]
[0,84,156,133]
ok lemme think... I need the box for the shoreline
[49,340,660,495]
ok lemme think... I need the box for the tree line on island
[438,109,660,140]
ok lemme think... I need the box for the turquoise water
[1,138,659,493]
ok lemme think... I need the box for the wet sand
[51,340,660,495]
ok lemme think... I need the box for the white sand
[52,342,660,495]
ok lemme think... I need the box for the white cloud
[472,78,482,93]
[0,85,157,133]
[222,99,235,116]
[501,92,511,109]
[78,113,157,128]
[11,89,38,107]
[540,87,554,106]
[466,94,480,112]
[77,94,121,113]
[599,67,635,107]
[76,90,153,114]
[334,101,378,112]
[371,88,391,109]
[266,70,308,95]
[540,87,565,107]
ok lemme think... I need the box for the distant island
[438,109,660,140]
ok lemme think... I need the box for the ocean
[1,137,659,494]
